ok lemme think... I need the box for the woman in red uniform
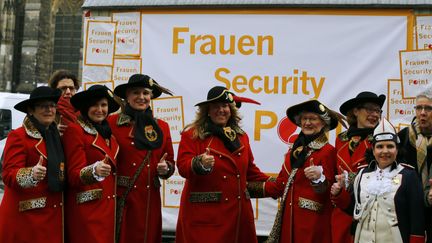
[0,86,65,243]
[250,100,339,243]
[175,86,270,243]
[62,85,120,243]
[107,74,175,243]
[331,91,385,243]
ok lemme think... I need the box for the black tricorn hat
[339,91,386,115]
[114,74,173,99]
[71,85,120,114]
[195,86,235,106]
[286,100,339,130]
[14,86,61,113]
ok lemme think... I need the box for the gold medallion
[59,162,65,182]
[144,125,157,141]
[223,127,236,141]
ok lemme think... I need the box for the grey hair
[294,111,331,131]
[416,89,432,101]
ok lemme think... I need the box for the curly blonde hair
[184,102,243,140]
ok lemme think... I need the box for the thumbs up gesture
[157,153,170,176]
[200,148,215,170]
[95,155,111,177]
[330,174,344,196]
[32,155,47,181]
[304,158,321,181]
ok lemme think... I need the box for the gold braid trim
[19,197,47,212]
[298,197,323,212]
[117,176,131,187]
[76,189,103,204]
[80,164,98,185]
[191,155,211,175]
[189,191,222,203]
[16,167,37,188]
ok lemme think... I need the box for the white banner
[83,9,415,235]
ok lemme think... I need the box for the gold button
[108,196,111,199]
[113,195,116,198]
[237,196,241,200]
[219,155,222,158]
[131,142,134,145]
[237,174,240,178]
[223,176,227,179]
[132,163,136,166]
[146,185,150,189]
[238,153,241,156]
[387,208,391,212]
[59,203,63,206]
[134,185,137,188]
[225,198,228,201]
[113,172,116,176]
[392,218,396,221]
[147,164,150,167]
[53,205,57,208]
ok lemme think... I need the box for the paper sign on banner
[162,172,184,208]
[84,20,117,66]
[82,65,113,85]
[152,96,184,144]
[112,12,141,56]
[416,16,432,50]
[83,80,115,91]
[112,58,142,87]
[400,49,432,98]
[387,79,415,126]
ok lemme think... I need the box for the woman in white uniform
[332,118,425,243]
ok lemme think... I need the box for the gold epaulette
[357,164,368,170]
[400,163,415,169]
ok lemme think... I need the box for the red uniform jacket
[331,132,372,243]
[265,142,336,243]
[107,113,175,243]
[0,119,64,243]
[63,119,119,243]
[175,127,269,243]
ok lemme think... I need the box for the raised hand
[201,148,215,170]
[330,174,344,196]
[57,115,67,136]
[95,155,111,177]
[157,153,170,175]
[32,155,47,181]
[304,158,321,181]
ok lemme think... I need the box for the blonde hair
[185,102,243,140]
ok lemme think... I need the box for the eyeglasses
[300,116,321,123]
[35,103,57,110]
[414,105,432,113]
[58,86,76,92]
[359,106,382,114]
